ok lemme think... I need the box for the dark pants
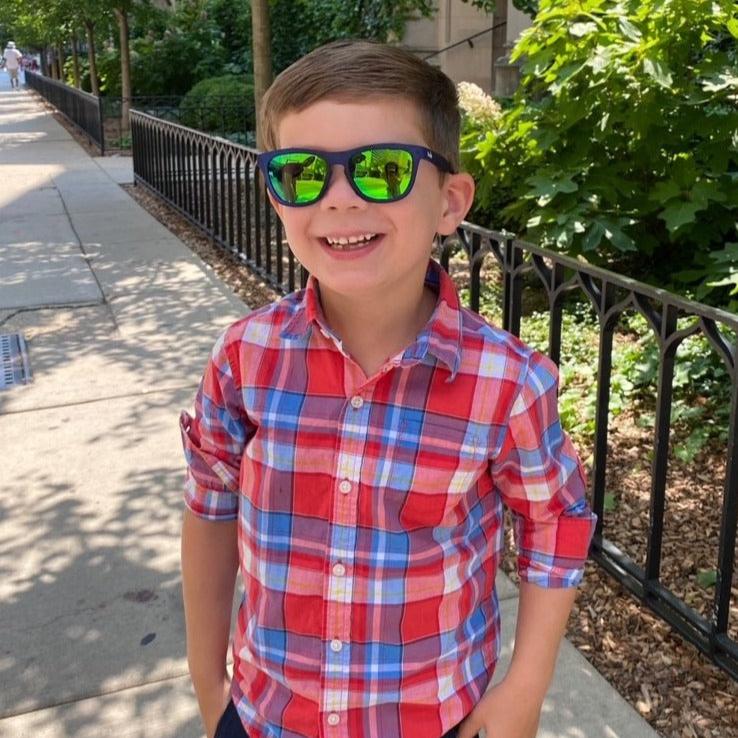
[214,700,247,738]
[214,700,467,738]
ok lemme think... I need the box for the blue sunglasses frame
[256,143,454,207]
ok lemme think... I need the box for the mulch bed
[117,176,738,738]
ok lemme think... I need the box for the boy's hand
[200,675,232,738]
[457,678,543,738]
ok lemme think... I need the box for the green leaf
[649,180,682,202]
[659,201,703,232]
[618,17,642,41]
[527,174,579,198]
[600,218,637,252]
[691,180,727,206]
[581,220,605,252]
[643,57,673,88]
[710,242,738,262]
[603,491,617,512]
[570,21,597,37]
[696,569,718,589]
[702,71,738,92]
[727,17,738,39]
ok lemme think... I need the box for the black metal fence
[131,110,738,681]
[104,95,255,151]
[131,110,296,292]
[25,71,105,154]
[101,96,183,149]
[22,75,255,154]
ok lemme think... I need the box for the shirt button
[327,713,340,726]
[330,639,343,652]
[332,563,346,577]
[338,479,352,494]
[350,395,364,409]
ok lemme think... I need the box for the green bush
[93,48,123,97]
[179,75,255,135]
[464,0,738,308]
[130,33,226,97]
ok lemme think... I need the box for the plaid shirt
[181,260,595,738]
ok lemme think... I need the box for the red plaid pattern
[181,260,596,738]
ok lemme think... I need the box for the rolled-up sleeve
[491,350,596,588]
[180,330,252,520]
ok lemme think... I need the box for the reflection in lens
[352,149,413,201]
[269,153,327,204]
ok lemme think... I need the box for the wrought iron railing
[131,110,298,293]
[130,110,738,680]
[438,226,738,681]
[25,71,105,154]
[103,96,255,150]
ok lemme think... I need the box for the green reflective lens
[351,148,414,201]
[268,153,328,204]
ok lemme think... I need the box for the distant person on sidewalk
[180,40,596,738]
[3,41,23,89]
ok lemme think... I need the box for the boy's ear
[436,172,475,236]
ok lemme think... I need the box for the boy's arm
[462,350,596,738]
[179,328,251,737]
[457,582,576,738]
[181,509,239,738]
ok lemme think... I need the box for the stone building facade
[402,0,532,95]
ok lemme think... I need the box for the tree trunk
[84,21,100,96]
[71,33,81,88]
[114,7,132,130]
[250,0,273,149]
[57,44,65,82]
[42,48,52,78]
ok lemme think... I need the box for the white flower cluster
[457,81,502,127]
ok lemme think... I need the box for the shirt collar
[280,276,321,340]
[280,259,464,379]
[411,259,463,379]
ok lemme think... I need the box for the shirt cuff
[517,511,597,588]
[181,411,240,520]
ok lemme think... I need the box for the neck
[319,275,436,378]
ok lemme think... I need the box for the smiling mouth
[323,233,380,251]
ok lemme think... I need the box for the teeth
[326,233,377,249]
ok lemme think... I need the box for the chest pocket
[375,415,488,529]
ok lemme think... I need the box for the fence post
[98,96,105,156]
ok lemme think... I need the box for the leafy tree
[253,0,439,144]
[78,0,115,96]
[463,0,738,306]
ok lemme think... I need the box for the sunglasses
[256,143,454,207]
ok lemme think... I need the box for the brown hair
[260,40,461,171]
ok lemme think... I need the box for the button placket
[322,390,371,733]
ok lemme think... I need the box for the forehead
[276,96,429,151]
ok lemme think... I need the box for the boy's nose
[319,165,367,210]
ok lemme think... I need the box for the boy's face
[269,97,474,307]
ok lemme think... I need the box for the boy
[181,40,596,738]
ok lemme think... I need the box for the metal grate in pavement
[0,333,32,390]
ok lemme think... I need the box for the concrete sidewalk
[0,80,661,738]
